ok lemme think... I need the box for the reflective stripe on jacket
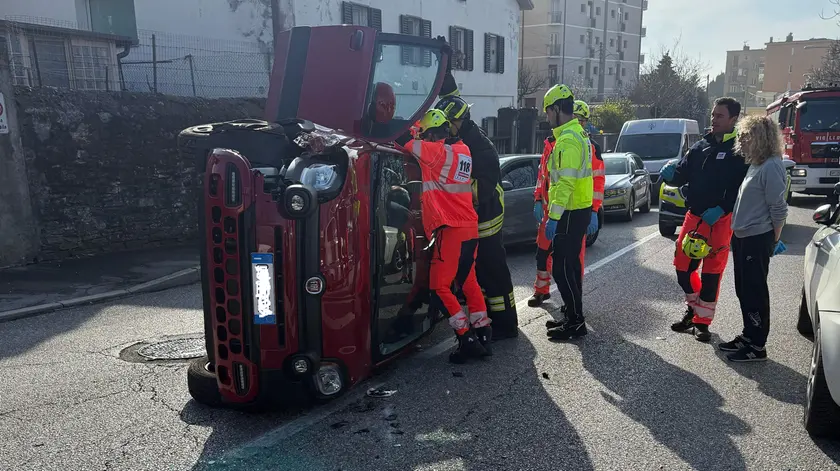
[591,141,605,212]
[402,138,478,237]
[547,120,594,219]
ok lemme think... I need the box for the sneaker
[670,308,695,332]
[718,335,751,352]
[474,326,493,356]
[545,305,568,329]
[449,331,488,364]
[727,345,767,362]
[693,324,711,342]
[547,319,588,341]
[528,292,551,307]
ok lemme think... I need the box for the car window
[628,158,637,172]
[604,158,629,175]
[633,155,645,170]
[502,161,536,190]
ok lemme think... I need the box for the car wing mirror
[782,159,796,170]
[834,182,840,195]
[813,204,833,225]
[501,180,514,191]
[634,169,647,176]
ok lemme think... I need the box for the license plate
[251,253,276,325]
[831,170,840,176]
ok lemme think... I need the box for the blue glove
[773,240,787,256]
[544,218,558,240]
[586,211,599,235]
[701,206,724,226]
[534,201,543,222]
[659,162,677,182]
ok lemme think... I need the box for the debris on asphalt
[452,371,464,377]
[656,336,666,340]
[330,420,349,429]
[541,372,550,379]
[366,387,397,398]
[384,413,397,421]
[354,428,370,434]
[391,430,404,435]
[389,422,400,428]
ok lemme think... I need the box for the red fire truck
[178,25,453,408]
[766,84,840,203]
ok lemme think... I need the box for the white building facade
[3,0,533,124]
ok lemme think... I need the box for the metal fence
[1,17,273,98]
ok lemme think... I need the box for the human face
[711,104,737,135]
[449,119,462,136]
[577,117,588,127]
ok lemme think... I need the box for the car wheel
[639,191,652,214]
[659,221,676,237]
[804,315,840,438]
[187,356,223,407]
[798,287,814,338]
[622,194,635,222]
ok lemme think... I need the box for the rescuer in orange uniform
[396,109,492,363]
[529,100,604,311]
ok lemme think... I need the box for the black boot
[693,323,711,342]
[528,292,551,307]
[670,307,695,333]
[547,317,588,340]
[474,326,493,356]
[449,331,489,364]
[545,305,568,329]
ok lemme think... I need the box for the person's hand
[586,211,599,235]
[772,240,787,256]
[544,218,558,240]
[533,201,543,222]
[701,206,724,226]
[659,162,677,182]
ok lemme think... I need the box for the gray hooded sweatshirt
[731,155,788,239]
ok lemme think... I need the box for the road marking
[417,230,661,360]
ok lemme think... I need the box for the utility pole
[560,0,568,84]
[597,0,609,101]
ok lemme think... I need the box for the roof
[765,38,835,47]
[0,19,135,46]
[517,0,535,10]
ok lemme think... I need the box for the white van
[614,118,701,202]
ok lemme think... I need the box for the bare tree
[809,40,840,85]
[518,64,549,103]
[567,74,594,102]
[820,0,840,23]
[631,42,710,123]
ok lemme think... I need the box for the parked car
[601,152,652,221]
[798,182,840,438]
[657,158,796,237]
[497,154,603,246]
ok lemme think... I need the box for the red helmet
[372,82,396,123]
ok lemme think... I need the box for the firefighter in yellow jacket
[541,85,594,340]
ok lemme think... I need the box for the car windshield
[365,41,444,140]
[604,158,629,175]
[615,133,682,160]
[798,98,840,132]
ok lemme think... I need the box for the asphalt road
[2,196,839,471]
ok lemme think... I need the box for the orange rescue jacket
[535,137,604,212]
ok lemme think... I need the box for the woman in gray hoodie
[720,115,789,362]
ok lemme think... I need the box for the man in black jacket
[432,56,518,340]
[659,97,749,342]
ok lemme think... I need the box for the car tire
[639,191,652,214]
[804,315,840,438]
[187,356,223,407]
[659,221,676,237]
[798,287,814,338]
[622,194,635,222]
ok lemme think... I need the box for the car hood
[605,175,632,189]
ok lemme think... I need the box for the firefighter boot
[545,304,568,329]
[693,323,711,342]
[670,307,695,333]
[449,330,489,364]
[528,292,551,307]
[474,326,493,356]
[547,317,588,341]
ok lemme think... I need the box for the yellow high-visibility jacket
[547,119,594,219]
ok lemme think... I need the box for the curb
[0,266,201,323]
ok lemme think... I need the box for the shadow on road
[713,350,807,405]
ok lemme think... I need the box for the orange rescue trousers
[429,226,490,335]
[673,211,733,325]
[533,212,588,295]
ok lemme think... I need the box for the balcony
[642,0,648,11]
[640,53,645,64]
[641,27,646,37]
[548,11,563,24]
[547,44,563,57]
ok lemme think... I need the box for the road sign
[0,92,8,134]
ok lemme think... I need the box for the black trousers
[552,208,591,321]
[732,230,775,347]
[470,232,518,333]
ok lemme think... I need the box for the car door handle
[813,240,823,247]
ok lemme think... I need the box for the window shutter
[484,33,492,73]
[341,2,353,24]
[497,35,505,74]
[465,29,474,71]
[400,15,410,65]
[421,19,432,67]
[370,8,382,31]
[449,26,457,70]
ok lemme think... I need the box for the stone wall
[13,87,265,262]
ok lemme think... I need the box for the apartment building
[763,34,835,94]
[521,0,647,106]
[722,45,766,107]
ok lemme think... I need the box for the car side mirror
[634,169,647,176]
[501,180,514,191]
[782,159,796,170]
[404,181,423,194]
[813,204,834,225]
[606,149,614,153]
[834,182,840,195]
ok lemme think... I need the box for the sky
[641,0,840,77]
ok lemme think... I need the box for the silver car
[601,152,652,221]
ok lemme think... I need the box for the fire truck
[766,84,840,203]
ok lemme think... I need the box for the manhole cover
[137,337,205,361]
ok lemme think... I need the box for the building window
[484,33,504,74]
[609,38,615,47]
[549,64,558,83]
[550,0,563,22]
[341,2,382,30]
[593,66,599,75]
[729,85,739,93]
[525,97,537,108]
[624,12,629,20]
[581,4,587,13]
[449,26,474,71]
[596,6,601,15]
[4,34,29,86]
[621,67,626,76]
[623,39,628,48]
[608,67,614,75]
[580,34,585,44]
[30,37,71,88]
[611,9,616,18]
[400,15,432,66]
[595,36,600,45]
[789,65,793,73]
[578,65,584,74]
[71,42,110,90]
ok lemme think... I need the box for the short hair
[713,97,741,119]
[557,96,575,115]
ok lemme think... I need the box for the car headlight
[283,184,316,218]
[605,188,628,198]
[791,168,807,177]
[300,164,339,191]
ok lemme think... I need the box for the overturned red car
[178,25,453,407]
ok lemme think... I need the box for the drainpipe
[116,43,131,91]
